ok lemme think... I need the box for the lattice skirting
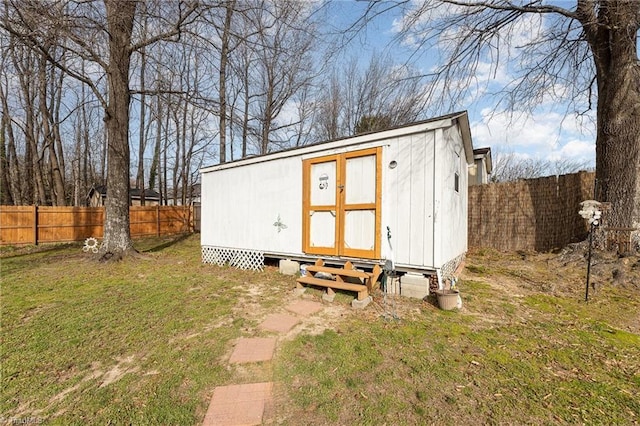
[202,246,264,271]
[440,252,466,280]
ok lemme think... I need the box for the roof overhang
[454,112,474,165]
[201,111,475,173]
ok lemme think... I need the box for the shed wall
[200,156,303,254]
[381,132,436,269]
[434,125,468,267]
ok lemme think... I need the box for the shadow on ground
[0,243,77,259]
[141,233,194,253]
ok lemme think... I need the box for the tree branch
[129,1,201,52]
[441,0,576,20]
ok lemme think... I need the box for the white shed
[200,111,474,281]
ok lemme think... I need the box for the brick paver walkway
[228,337,277,364]
[203,294,325,425]
[202,382,273,426]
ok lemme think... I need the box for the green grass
[276,280,640,424]
[2,238,639,424]
[1,235,292,424]
[277,311,639,424]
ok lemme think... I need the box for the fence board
[0,205,191,245]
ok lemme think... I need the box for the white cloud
[548,139,595,163]
[470,108,595,166]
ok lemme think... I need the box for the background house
[86,185,161,207]
[468,147,493,185]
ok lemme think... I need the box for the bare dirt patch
[462,245,640,333]
[100,355,140,388]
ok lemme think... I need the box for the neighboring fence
[0,205,192,245]
[468,171,595,252]
[193,202,201,233]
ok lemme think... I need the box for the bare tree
[0,47,18,204]
[218,0,235,163]
[1,0,200,258]
[490,148,592,183]
[36,44,66,205]
[378,0,639,233]
[135,7,149,206]
[309,53,427,141]
[239,0,318,155]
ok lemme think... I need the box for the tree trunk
[242,69,249,158]
[136,15,148,206]
[261,91,272,155]
[39,53,66,206]
[52,64,67,203]
[219,0,235,164]
[15,48,46,205]
[584,1,640,243]
[595,65,640,232]
[0,83,15,205]
[149,84,162,192]
[81,66,91,204]
[100,0,136,258]
[0,120,13,205]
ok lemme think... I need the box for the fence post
[156,205,161,237]
[33,205,38,245]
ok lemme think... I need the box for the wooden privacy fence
[468,171,595,252]
[0,205,192,245]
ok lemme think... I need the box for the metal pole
[585,222,594,302]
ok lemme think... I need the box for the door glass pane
[310,161,336,206]
[344,210,375,250]
[345,155,376,204]
[309,211,335,248]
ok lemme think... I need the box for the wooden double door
[302,147,381,259]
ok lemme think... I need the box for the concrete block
[351,295,372,309]
[401,273,430,299]
[322,288,336,303]
[279,259,300,275]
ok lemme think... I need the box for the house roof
[87,185,160,200]
[201,111,475,173]
[130,188,161,200]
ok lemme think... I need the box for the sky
[328,1,598,168]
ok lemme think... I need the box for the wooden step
[304,265,369,280]
[296,276,368,300]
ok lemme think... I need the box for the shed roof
[201,111,474,173]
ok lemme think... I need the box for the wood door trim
[341,147,382,259]
[303,154,340,255]
[303,147,382,259]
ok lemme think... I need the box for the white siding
[381,132,435,269]
[201,112,473,272]
[201,155,303,254]
[433,125,468,267]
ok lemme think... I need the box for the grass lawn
[2,236,639,424]
[1,235,294,425]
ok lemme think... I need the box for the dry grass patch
[3,237,639,424]
[274,248,640,425]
